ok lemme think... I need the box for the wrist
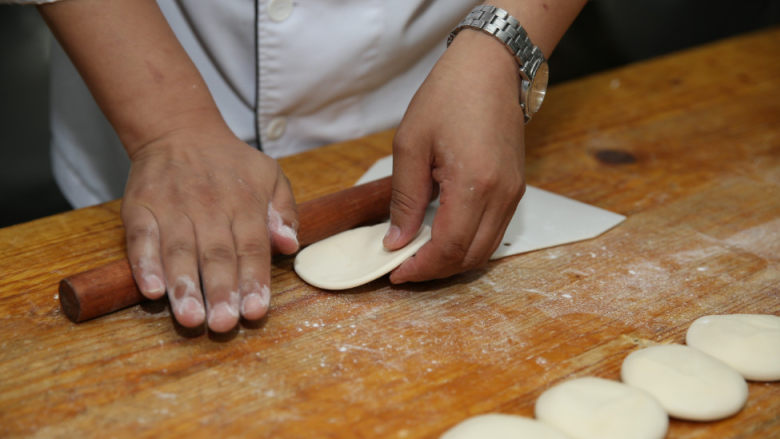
[446,30,521,100]
[125,109,236,162]
[122,105,231,159]
[448,4,550,121]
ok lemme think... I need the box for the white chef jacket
[35,0,480,208]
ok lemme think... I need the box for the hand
[39,0,300,333]
[120,124,299,332]
[384,30,527,283]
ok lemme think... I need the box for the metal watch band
[448,5,546,79]
[448,4,548,120]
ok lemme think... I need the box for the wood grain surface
[1,28,778,438]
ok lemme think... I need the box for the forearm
[37,0,228,157]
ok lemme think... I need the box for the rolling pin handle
[59,258,143,323]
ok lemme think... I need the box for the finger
[393,171,525,283]
[390,178,488,283]
[193,212,240,333]
[121,202,165,300]
[157,212,205,328]
[485,182,526,258]
[268,172,299,255]
[460,176,524,266]
[232,207,272,321]
[463,193,519,267]
[384,131,435,250]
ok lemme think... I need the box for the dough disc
[294,221,431,290]
[441,414,571,439]
[534,377,668,439]
[620,344,748,421]
[686,314,780,381]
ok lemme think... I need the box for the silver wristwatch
[448,5,549,122]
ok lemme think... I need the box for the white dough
[294,221,430,290]
[440,414,572,439]
[686,314,780,381]
[621,344,748,421]
[534,377,667,439]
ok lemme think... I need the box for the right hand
[120,124,299,333]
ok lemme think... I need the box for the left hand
[383,30,527,283]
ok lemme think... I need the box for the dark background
[1,0,779,228]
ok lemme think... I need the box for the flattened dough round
[441,414,571,439]
[534,377,667,439]
[294,222,431,290]
[621,344,748,421]
[686,314,780,381]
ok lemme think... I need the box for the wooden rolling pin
[59,176,393,323]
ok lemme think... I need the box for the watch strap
[448,5,547,82]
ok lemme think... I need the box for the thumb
[268,172,299,255]
[384,134,434,251]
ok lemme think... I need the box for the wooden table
[2,28,778,438]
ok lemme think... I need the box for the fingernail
[240,283,270,319]
[241,294,263,317]
[384,225,401,246]
[208,302,239,332]
[279,224,298,245]
[241,285,271,319]
[142,274,165,298]
[388,267,401,284]
[268,203,298,245]
[176,296,205,327]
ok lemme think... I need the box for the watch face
[527,61,549,115]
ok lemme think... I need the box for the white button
[265,117,287,141]
[267,0,293,22]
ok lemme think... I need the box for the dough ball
[686,314,780,381]
[440,414,571,439]
[294,221,430,290]
[534,377,667,439]
[621,344,748,421]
